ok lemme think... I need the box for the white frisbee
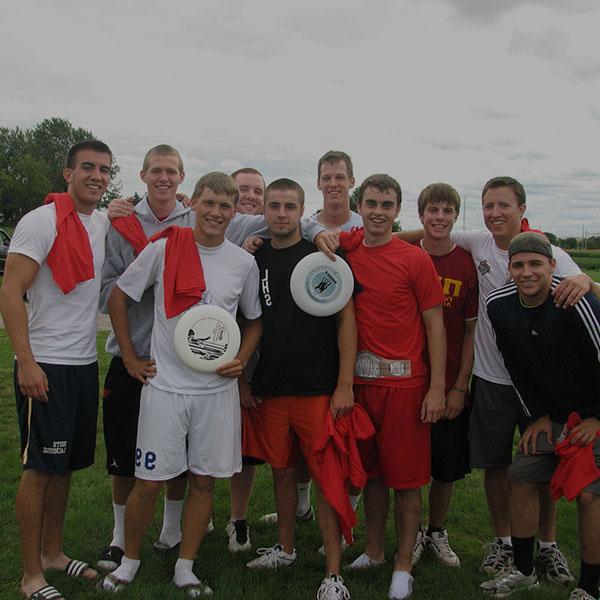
[290,252,354,317]
[173,305,240,373]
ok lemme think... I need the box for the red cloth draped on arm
[112,214,149,255]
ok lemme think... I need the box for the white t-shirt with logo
[117,237,261,395]
[8,204,109,365]
[304,211,364,233]
[451,229,581,385]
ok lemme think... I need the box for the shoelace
[254,545,284,567]
[541,546,569,573]
[317,578,350,600]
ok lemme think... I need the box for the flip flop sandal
[65,559,96,579]
[97,546,125,572]
[26,585,64,600]
[97,573,129,593]
[177,581,213,598]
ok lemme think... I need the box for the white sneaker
[569,588,596,600]
[246,544,297,569]
[536,543,574,585]
[344,552,385,570]
[258,506,314,525]
[206,518,214,534]
[429,529,460,567]
[388,570,414,599]
[411,527,427,566]
[480,540,513,575]
[480,566,539,597]
[318,537,350,556]
[225,519,251,552]
[259,512,278,524]
[316,574,351,600]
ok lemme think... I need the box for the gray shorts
[508,421,600,496]
[469,376,531,470]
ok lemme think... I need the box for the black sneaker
[226,519,251,552]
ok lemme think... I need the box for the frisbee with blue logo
[290,252,354,317]
[173,305,240,373]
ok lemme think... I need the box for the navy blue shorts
[15,361,99,475]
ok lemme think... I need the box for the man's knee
[133,478,163,500]
[188,474,214,494]
[578,490,599,509]
[272,466,295,484]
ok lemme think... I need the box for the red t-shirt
[423,244,478,394]
[346,237,444,388]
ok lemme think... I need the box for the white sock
[173,558,199,587]
[349,493,361,512]
[296,481,312,515]
[539,540,556,549]
[111,556,140,583]
[500,536,512,546]
[159,497,184,545]
[110,503,126,549]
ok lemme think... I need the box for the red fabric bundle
[311,405,375,544]
[339,227,365,252]
[112,214,149,255]
[550,412,600,501]
[150,226,206,318]
[44,193,95,294]
[519,217,545,235]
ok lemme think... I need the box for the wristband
[451,386,466,395]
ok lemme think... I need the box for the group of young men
[1,143,599,600]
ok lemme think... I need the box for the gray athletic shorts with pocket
[508,421,600,496]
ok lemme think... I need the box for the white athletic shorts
[135,383,242,480]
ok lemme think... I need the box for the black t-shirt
[251,238,340,397]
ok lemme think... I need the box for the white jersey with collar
[8,203,109,365]
[451,228,581,385]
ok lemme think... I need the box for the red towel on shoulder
[550,412,600,502]
[112,214,149,256]
[311,405,375,544]
[520,218,544,235]
[339,226,364,252]
[44,193,95,294]
[150,226,205,318]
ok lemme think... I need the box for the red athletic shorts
[355,384,431,490]
[242,395,330,470]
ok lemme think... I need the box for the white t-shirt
[117,237,261,395]
[304,210,363,233]
[451,229,581,385]
[8,204,109,365]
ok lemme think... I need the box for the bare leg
[40,473,95,578]
[272,467,297,554]
[363,478,389,562]
[484,468,511,537]
[179,475,214,560]
[428,480,453,528]
[166,476,187,500]
[393,489,422,572]
[111,475,135,505]
[17,469,53,597]
[123,479,163,559]
[316,486,342,575]
[229,465,256,520]
[578,491,600,563]
[509,481,538,537]
[537,483,557,542]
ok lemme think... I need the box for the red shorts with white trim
[355,383,431,490]
[242,395,329,470]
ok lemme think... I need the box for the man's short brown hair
[65,140,112,168]
[317,150,354,179]
[142,144,184,172]
[231,167,265,185]
[357,174,402,207]
[264,178,305,206]
[481,176,526,206]
[192,172,239,202]
[417,183,461,217]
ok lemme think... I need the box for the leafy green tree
[0,118,121,223]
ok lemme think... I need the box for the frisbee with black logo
[290,252,354,317]
[173,305,240,373]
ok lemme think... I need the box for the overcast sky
[2,0,599,237]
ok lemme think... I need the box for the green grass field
[0,330,583,600]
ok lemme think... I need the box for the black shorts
[431,402,471,483]
[103,357,143,477]
[15,361,99,475]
